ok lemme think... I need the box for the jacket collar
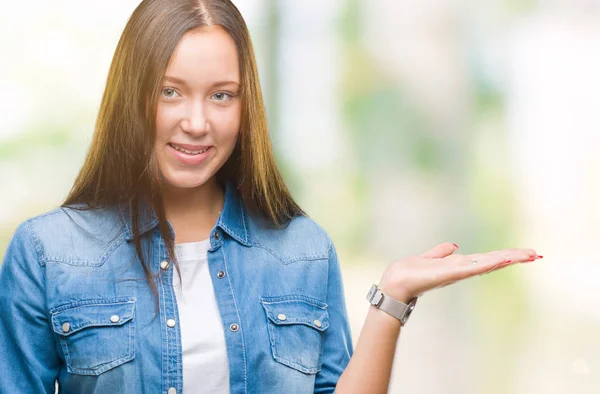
[121,181,251,246]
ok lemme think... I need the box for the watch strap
[366,284,417,325]
[378,290,411,320]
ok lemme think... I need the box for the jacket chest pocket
[50,298,136,376]
[260,295,330,374]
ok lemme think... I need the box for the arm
[334,242,541,393]
[313,241,354,393]
[335,305,402,393]
[0,220,60,393]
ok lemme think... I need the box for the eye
[211,91,234,102]
[161,87,180,99]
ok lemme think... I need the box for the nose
[181,99,209,135]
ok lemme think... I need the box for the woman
[0,0,541,393]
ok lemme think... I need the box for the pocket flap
[50,298,136,337]
[260,296,329,331]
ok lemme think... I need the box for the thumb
[421,242,459,259]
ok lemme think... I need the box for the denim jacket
[0,182,354,393]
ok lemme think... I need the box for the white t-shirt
[173,239,230,394]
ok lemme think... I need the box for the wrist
[378,279,413,304]
[366,284,419,326]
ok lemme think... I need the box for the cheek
[156,105,179,141]
[221,123,241,150]
[214,105,241,141]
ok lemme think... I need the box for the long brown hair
[63,0,304,299]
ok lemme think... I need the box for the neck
[162,178,225,243]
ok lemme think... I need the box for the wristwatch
[366,284,418,326]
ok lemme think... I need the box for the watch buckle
[367,285,384,306]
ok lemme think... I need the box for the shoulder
[3,219,40,264]
[247,213,334,264]
[17,206,125,265]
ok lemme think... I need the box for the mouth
[167,143,212,155]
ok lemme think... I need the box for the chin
[163,170,214,190]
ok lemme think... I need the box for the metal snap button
[166,318,176,328]
[110,315,120,323]
[168,388,177,394]
[277,314,287,321]
[61,322,71,333]
[160,260,170,270]
[214,231,220,240]
[313,319,322,328]
[217,270,226,279]
[229,323,239,332]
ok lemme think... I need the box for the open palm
[379,242,542,303]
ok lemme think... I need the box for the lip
[167,143,213,165]
[169,143,212,151]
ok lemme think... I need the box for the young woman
[0,1,541,393]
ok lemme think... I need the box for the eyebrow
[163,76,240,88]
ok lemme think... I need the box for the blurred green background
[1,1,599,393]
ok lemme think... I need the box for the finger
[421,242,459,259]
[438,248,540,283]
[478,260,515,276]
[478,251,542,276]
[445,249,538,267]
[470,250,540,277]
[472,248,538,262]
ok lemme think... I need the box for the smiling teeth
[171,144,209,155]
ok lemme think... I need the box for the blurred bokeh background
[1,1,599,393]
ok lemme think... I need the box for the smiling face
[155,25,241,190]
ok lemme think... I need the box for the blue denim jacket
[0,182,353,393]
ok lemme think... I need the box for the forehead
[165,25,240,85]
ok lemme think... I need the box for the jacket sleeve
[314,239,354,393]
[0,220,60,393]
